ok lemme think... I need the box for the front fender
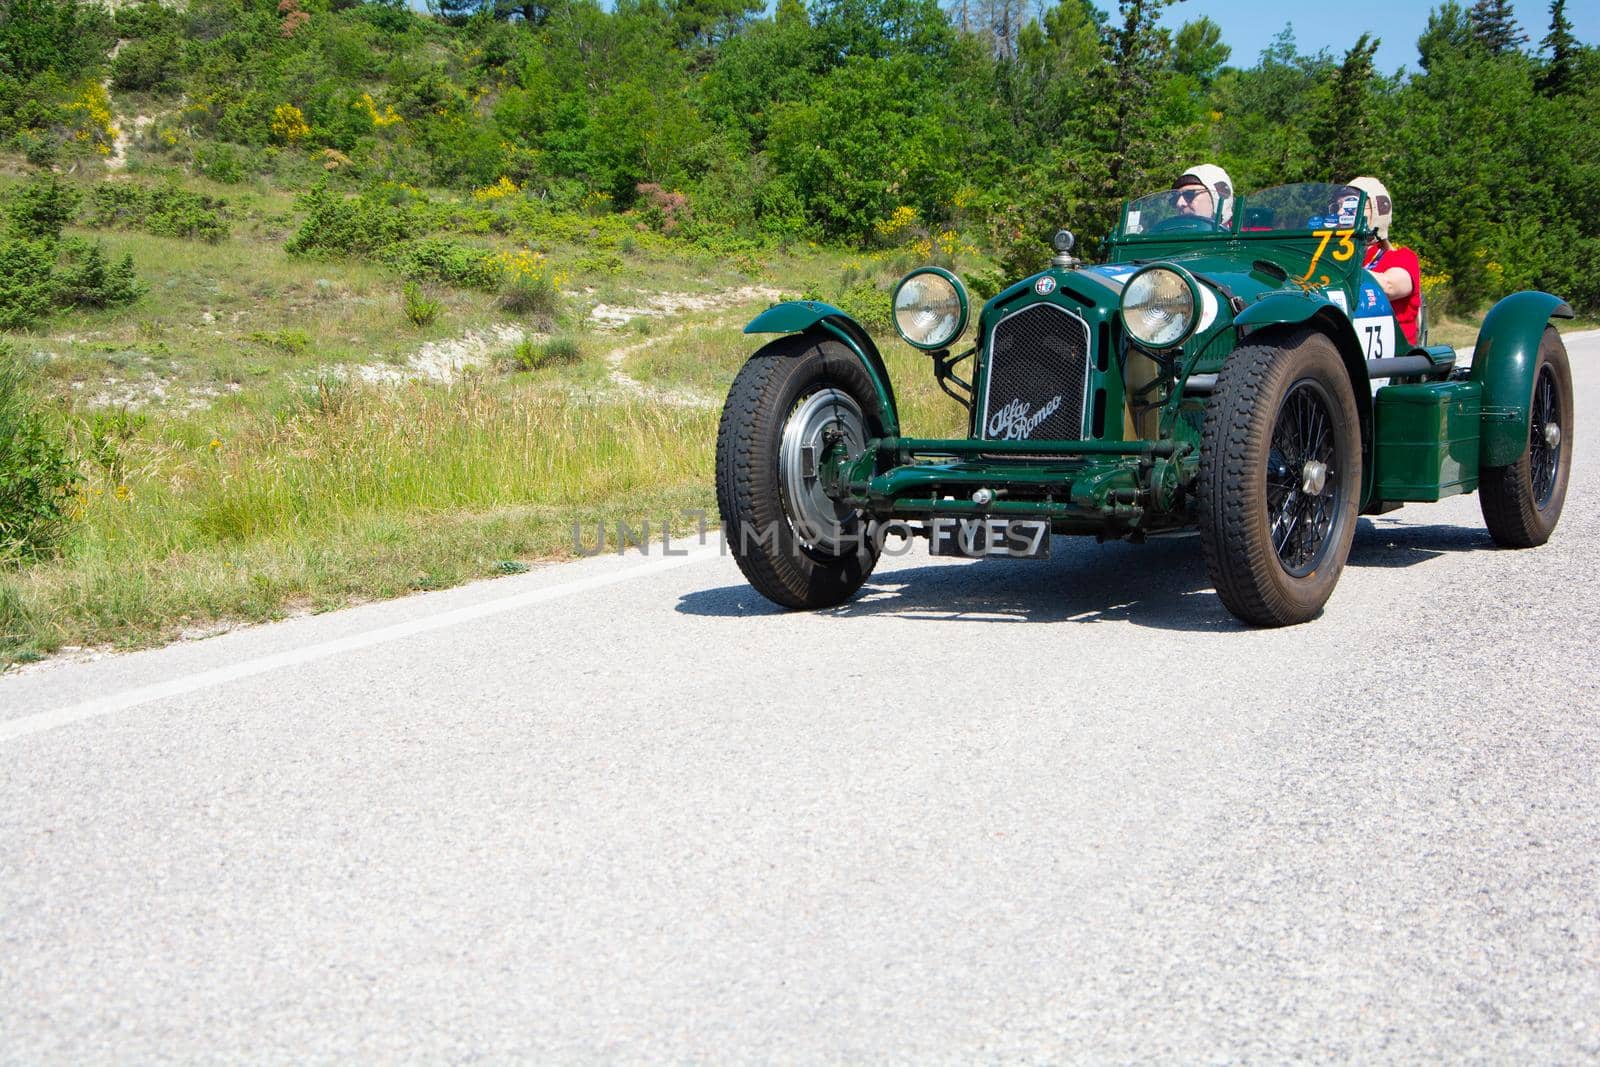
[1234,293,1375,502]
[1470,291,1574,467]
[745,301,899,436]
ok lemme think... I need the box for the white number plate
[928,518,1051,559]
[1356,315,1395,359]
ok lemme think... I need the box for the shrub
[493,249,563,319]
[827,278,892,334]
[270,103,311,145]
[635,182,690,235]
[286,180,414,258]
[402,281,439,327]
[110,32,182,92]
[510,335,581,371]
[5,174,80,241]
[382,238,499,290]
[192,142,246,184]
[0,239,58,329]
[0,342,78,564]
[245,329,310,354]
[85,181,231,242]
[53,240,143,309]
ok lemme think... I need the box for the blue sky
[1157,0,1598,74]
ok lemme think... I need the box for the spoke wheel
[1199,330,1362,627]
[1481,326,1573,548]
[1266,380,1342,577]
[1528,363,1561,508]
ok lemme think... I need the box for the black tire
[715,334,883,609]
[1198,330,1363,627]
[1480,326,1573,548]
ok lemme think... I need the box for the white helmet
[1174,164,1235,226]
[1345,176,1393,240]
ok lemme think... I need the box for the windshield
[1119,187,1227,237]
[1239,182,1368,234]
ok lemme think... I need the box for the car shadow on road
[677,534,1246,632]
[681,516,1504,627]
[1347,516,1497,569]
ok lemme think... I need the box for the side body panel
[1371,381,1482,500]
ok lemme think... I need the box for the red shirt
[1364,243,1422,345]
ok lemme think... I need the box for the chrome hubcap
[779,388,867,555]
[1544,422,1561,449]
[1301,459,1328,496]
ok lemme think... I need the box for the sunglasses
[1171,188,1207,205]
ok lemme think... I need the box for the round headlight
[1121,265,1198,348]
[893,267,969,350]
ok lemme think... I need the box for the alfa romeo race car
[714,182,1575,626]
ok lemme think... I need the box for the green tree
[767,54,960,238]
[1538,0,1577,94]
[1307,33,1380,180]
[1419,2,1475,71]
[1469,0,1528,55]
[1095,0,1176,196]
[1173,16,1229,86]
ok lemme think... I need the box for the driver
[1171,164,1235,227]
[1345,176,1421,345]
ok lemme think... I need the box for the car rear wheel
[1198,330,1363,626]
[715,334,882,609]
[1479,326,1573,548]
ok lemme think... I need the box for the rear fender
[1469,291,1574,467]
[746,301,899,436]
[1234,294,1375,501]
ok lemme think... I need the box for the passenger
[1345,176,1422,345]
[1171,164,1235,227]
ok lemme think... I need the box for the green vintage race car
[714,182,1575,626]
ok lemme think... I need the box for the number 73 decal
[1295,228,1357,287]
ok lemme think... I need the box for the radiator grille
[980,303,1091,441]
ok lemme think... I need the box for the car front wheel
[1198,330,1363,626]
[715,334,882,609]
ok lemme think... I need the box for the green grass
[1,380,718,658]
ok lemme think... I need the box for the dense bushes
[0,176,144,328]
[5,174,78,240]
[382,237,500,290]
[0,240,56,330]
[52,240,143,309]
[84,182,231,242]
[285,181,415,258]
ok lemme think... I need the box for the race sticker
[1354,271,1396,393]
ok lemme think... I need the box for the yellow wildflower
[270,103,310,145]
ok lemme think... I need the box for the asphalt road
[4,333,1599,1064]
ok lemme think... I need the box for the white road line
[1,543,722,745]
